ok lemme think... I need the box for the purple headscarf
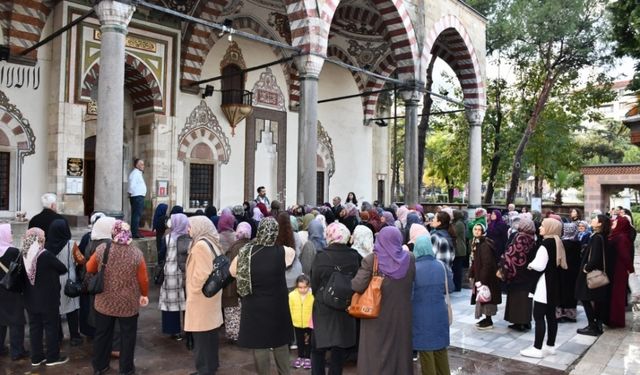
[374,226,410,280]
[170,213,189,242]
[218,213,235,233]
[382,212,395,227]
[488,209,505,231]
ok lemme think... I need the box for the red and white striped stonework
[423,15,485,110]
[0,108,32,152]
[326,45,365,93]
[177,127,229,164]
[81,54,164,114]
[5,0,54,60]
[362,52,396,120]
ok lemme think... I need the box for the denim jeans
[129,196,144,237]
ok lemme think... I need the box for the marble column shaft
[94,0,135,216]
[403,98,420,206]
[467,111,484,208]
[297,75,319,205]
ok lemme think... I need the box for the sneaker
[543,344,556,356]
[292,357,303,369]
[520,346,543,359]
[475,318,487,327]
[303,358,311,369]
[289,344,298,350]
[476,319,494,330]
[46,356,69,366]
[412,354,418,362]
[32,358,46,366]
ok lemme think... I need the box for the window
[189,163,214,208]
[0,152,9,210]
[316,171,325,205]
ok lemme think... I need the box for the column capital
[94,0,136,34]
[465,109,486,126]
[295,54,325,79]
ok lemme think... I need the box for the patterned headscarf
[91,217,116,240]
[562,223,578,241]
[0,223,12,258]
[501,220,536,282]
[235,222,252,241]
[343,203,358,218]
[351,225,374,258]
[170,213,189,242]
[232,205,245,217]
[374,226,410,280]
[236,218,279,297]
[325,222,351,245]
[541,218,567,269]
[112,220,132,245]
[413,234,434,259]
[21,228,45,285]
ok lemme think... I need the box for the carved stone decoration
[160,0,198,13]
[178,100,231,164]
[0,89,36,161]
[317,122,335,179]
[347,40,389,67]
[220,41,247,78]
[267,13,291,44]
[252,68,286,111]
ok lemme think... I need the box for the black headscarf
[45,218,71,255]
[170,205,184,215]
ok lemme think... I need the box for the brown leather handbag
[348,255,383,319]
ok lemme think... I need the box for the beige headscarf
[541,218,567,269]
[91,217,116,240]
[188,216,222,255]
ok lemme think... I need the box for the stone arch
[0,90,36,160]
[326,45,366,93]
[178,100,231,164]
[362,52,395,120]
[80,53,164,114]
[5,0,54,60]
[320,0,419,81]
[423,15,485,110]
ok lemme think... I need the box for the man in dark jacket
[28,193,67,238]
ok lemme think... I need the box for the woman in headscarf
[395,205,409,230]
[300,220,326,276]
[169,205,184,215]
[368,209,384,233]
[152,203,168,267]
[469,223,500,330]
[576,221,591,250]
[404,212,422,242]
[231,218,295,375]
[182,216,224,375]
[467,208,487,241]
[608,215,635,328]
[297,213,316,247]
[403,223,429,252]
[430,212,456,267]
[311,222,360,375]
[48,219,82,346]
[256,203,269,218]
[205,206,218,228]
[253,207,264,223]
[487,210,509,261]
[412,234,453,375]
[358,210,376,234]
[276,212,303,290]
[575,215,611,336]
[0,223,28,360]
[381,211,395,229]
[351,225,374,259]
[222,222,252,343]
[352,226,415,375]
[341,203,359,233]
[556,223,581,323]
[217,213,237,253]
[499,218,537,332]
[520,218,567,359]
[86,221,149,375]
[22,227,68,366]
[159,213,188,340]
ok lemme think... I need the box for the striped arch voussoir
[177,127,228,164]
[423,15,485,110]
[362,53,395,121]
[7,0,53,60]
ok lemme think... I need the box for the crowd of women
[0,193,637,375]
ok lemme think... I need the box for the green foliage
[608,0,640,91]
[424,112,469,192]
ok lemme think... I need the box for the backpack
[176,234,193,273]
[318,252,356,311]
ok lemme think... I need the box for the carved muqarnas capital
[94,0,136,33]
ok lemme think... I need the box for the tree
[496,0,610,204]
[608,0,640,91]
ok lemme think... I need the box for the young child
[288,274,314,369]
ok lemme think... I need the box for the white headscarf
[351,225,374,258]
[91,217,116,240]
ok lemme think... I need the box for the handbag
[0,251,23,292]
[586,244,609,290]
[201,239,233,298]
[347,255,383,319]
[86,242,111,295]
[440,260,453,326]
[475,282,491,304]
[64,243,82,298]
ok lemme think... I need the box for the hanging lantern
[220,89,253,136]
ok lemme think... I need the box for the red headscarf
[256,203,269,218]
[611,216,632,238]
[368,209,383,233]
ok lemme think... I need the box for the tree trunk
[506,73,556,204]
[484,81,504,204]
[417,59,436,191]
[445,176,453,202]
[555,190,563,205]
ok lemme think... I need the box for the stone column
[401,90,420,206]
[466,110,485,208]
[296,55,324,205]
[93,0,135,217]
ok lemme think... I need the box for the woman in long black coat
[469,224,501,330]
[0,223,28,360]
[575,215,611,336]
[310,223,361,375]
[557,223,581,323]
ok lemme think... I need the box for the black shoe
[70,337,83,346]
[32,358,46,366]
[94,366,111,375]
[46,356,69,366]
[577,326,600,336]
[476,319,494,330]
[475,318,488,326]
[11,351,29,361]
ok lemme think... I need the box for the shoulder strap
[201,238,220,258]
[372,254,378,276]
[101,242,111,269]
[0,259,7,273]
[440,260,450,301]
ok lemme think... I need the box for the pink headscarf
[218,213,235,233]
[235,222,252,240]
[112,220,132,245]
[325,222,351,245]
[0,223,12,258]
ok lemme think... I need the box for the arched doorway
[83,136,96,216]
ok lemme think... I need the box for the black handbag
[64,243,82,298]
[85,242,111,295]
[201,240,233,298]
[0,251,23,292]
